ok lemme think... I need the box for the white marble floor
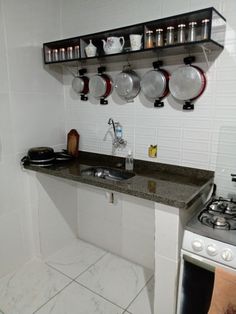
[0,239,154,314]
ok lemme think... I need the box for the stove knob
[206,244,218,256]
[221,249,233,262]
[192,239,204,252]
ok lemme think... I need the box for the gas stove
[181,196,236,270]
[185,197,236,248]
[198,197,236,230]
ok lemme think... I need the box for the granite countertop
[23,151,214,209]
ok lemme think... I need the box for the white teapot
[102,36,125,55]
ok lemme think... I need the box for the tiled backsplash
[62,0,236,196]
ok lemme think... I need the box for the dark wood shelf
[45,39,223,66]
[43,7,226,66]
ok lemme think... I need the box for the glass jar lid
[202,19,210,23]
[189,21,197,26]
[156,28,163,32]
[167,26,175,30]
[146,30,153,34]
[178,24,186,28]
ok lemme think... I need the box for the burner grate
[198,198,236,230]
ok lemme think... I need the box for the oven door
[177,250,236,314]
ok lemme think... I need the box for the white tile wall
[61,0,236,195]
[0,0,65,277]
[35,174,78,258]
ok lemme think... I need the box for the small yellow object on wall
[148,145,157,158]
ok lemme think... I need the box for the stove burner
[225,203,236,215]
[198,198,236,230]
[211,215,228,228]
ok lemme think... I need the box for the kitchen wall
[62,0,236,197]
[0,0,66,277]
[1,0,235,279]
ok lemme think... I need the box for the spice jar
[177,24,186,44]
[52,49,59,61]
[166,26,175,45]
[67,46,74,59]
[155,29,164,47]
[46,49,52,62]
[74,45,80,59]
[59,48,66,61]
[145,30,154,49]
[202,19,210,40]
[188,22,197,42]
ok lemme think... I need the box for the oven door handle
[183,254,215,273]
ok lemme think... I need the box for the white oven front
[177,249,236,314]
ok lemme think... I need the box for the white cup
[129,34,142,51]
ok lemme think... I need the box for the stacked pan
[21,147,73,167]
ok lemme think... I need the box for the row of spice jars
[145,19,210,48]
[46,45,80,62]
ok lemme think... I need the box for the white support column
[154,203,181,314]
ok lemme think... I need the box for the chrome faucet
[108,118,127,149]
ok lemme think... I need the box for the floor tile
[0,259,70,314]
[46,239,106,279]
[35,281,124,314]
[76,253,153,309]
[127,277,155,314]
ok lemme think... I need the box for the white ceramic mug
[129,34,142,51]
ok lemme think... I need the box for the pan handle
[154,99,164,107]
[153,60,163,69]
[184,56,196,65]
[100,98,108,105]
[183,101,194,110]
[21,156,30,166]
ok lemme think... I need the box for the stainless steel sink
[81,166,135,181]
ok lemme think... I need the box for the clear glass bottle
[115,122,122,139]
[67,46,74,59]
[202,19,210,40]
[155,28,164,47]
[177,24,186,43]
[125,150,134,171]
[145,30,154,49]
[59,48,66,61]
[46,49,52,62]
[74,45,80,59]
[166,26,175,45]
[188,21,197,42]
[52,49,58,61]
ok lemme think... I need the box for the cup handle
[119,37,125,49]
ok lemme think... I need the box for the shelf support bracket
[200,44,211,70]
[63,64,76,77]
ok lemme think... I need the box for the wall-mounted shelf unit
[43,7,226,66]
